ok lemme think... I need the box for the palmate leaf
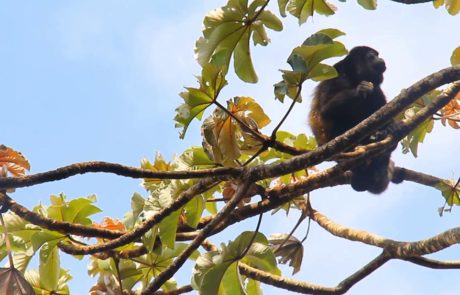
[0,267,34,295]
[201,97,270,166]
[195,0,282,83]
[269,233,304,274]
[282,0,336,24]
[0,145,30,177]
[192,231,279,295]
[275,29,346,101]
[175,64,227,139]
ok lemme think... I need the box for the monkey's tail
[351,155,391,194]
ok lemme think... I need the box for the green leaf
[258,10,283,31]
[401,118,434,157]
[158,204,181,249]
[246,278,263,295]
[357,0,377,10]
[436,180,460,206]
[278,0,289,17]
[195,1,282,82]
[221,262,245,295]
[308,63,338,81]
[287,0,336,24]
[31,230,64,252]
[39,242,60,290]
[451,46,460,65]
[234,29,258,83]
[175,64,227,139]
[184,195,205,228]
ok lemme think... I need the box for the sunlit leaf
[286,0,336,24]
[202,97,270,166]
[175,64,227,139]
[440,93,460,129]
[141,153,172,190]
[401,118,434,157]
[193,231,279,294]
[39,242,60,290]
[446,0,460,15]
[195,0,282,82]
[93,217,126,232]
[0,145,30,177]
[269,233,304,274]
[433,0,445,8]
[436,180,460,207]
[451,46,460,65]
[358,0,377,10]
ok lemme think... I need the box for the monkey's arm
[319,82,372,118]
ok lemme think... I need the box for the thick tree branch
[0,161,239,190]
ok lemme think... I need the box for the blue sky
[1,1,460,294]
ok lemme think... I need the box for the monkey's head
[335,46,386,85]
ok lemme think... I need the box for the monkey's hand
[357,81,374,98]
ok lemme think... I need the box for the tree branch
[141,180,252,294]
[239,252,390,295]
[0,161,239,190]
[59,178,218,255]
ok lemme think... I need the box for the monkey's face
[359,50,386,84]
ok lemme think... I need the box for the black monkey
[309,46,396,194]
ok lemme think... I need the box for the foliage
[1,0,460,294]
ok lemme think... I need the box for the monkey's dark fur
[309,46,397,194]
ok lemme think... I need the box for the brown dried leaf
[0,267,35,295]
[0,145,30,177]
[440,94,460,129]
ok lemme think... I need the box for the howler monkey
[309,46,397,194]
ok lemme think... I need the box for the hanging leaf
[201,97,270,166]
[285,0,336,24]
[436,180,460,207]
[269,233,304,274]
[195,0,282,83]
[0,145,30,177]
[0,267,35,295]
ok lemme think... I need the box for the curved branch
[311,207,460,257]
[402,256,460,269]
[0,161,239,190]
[239,252,390,295]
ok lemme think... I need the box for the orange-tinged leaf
[93,217,126,232]
[0,145,30,177]
[440,94,460,129]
